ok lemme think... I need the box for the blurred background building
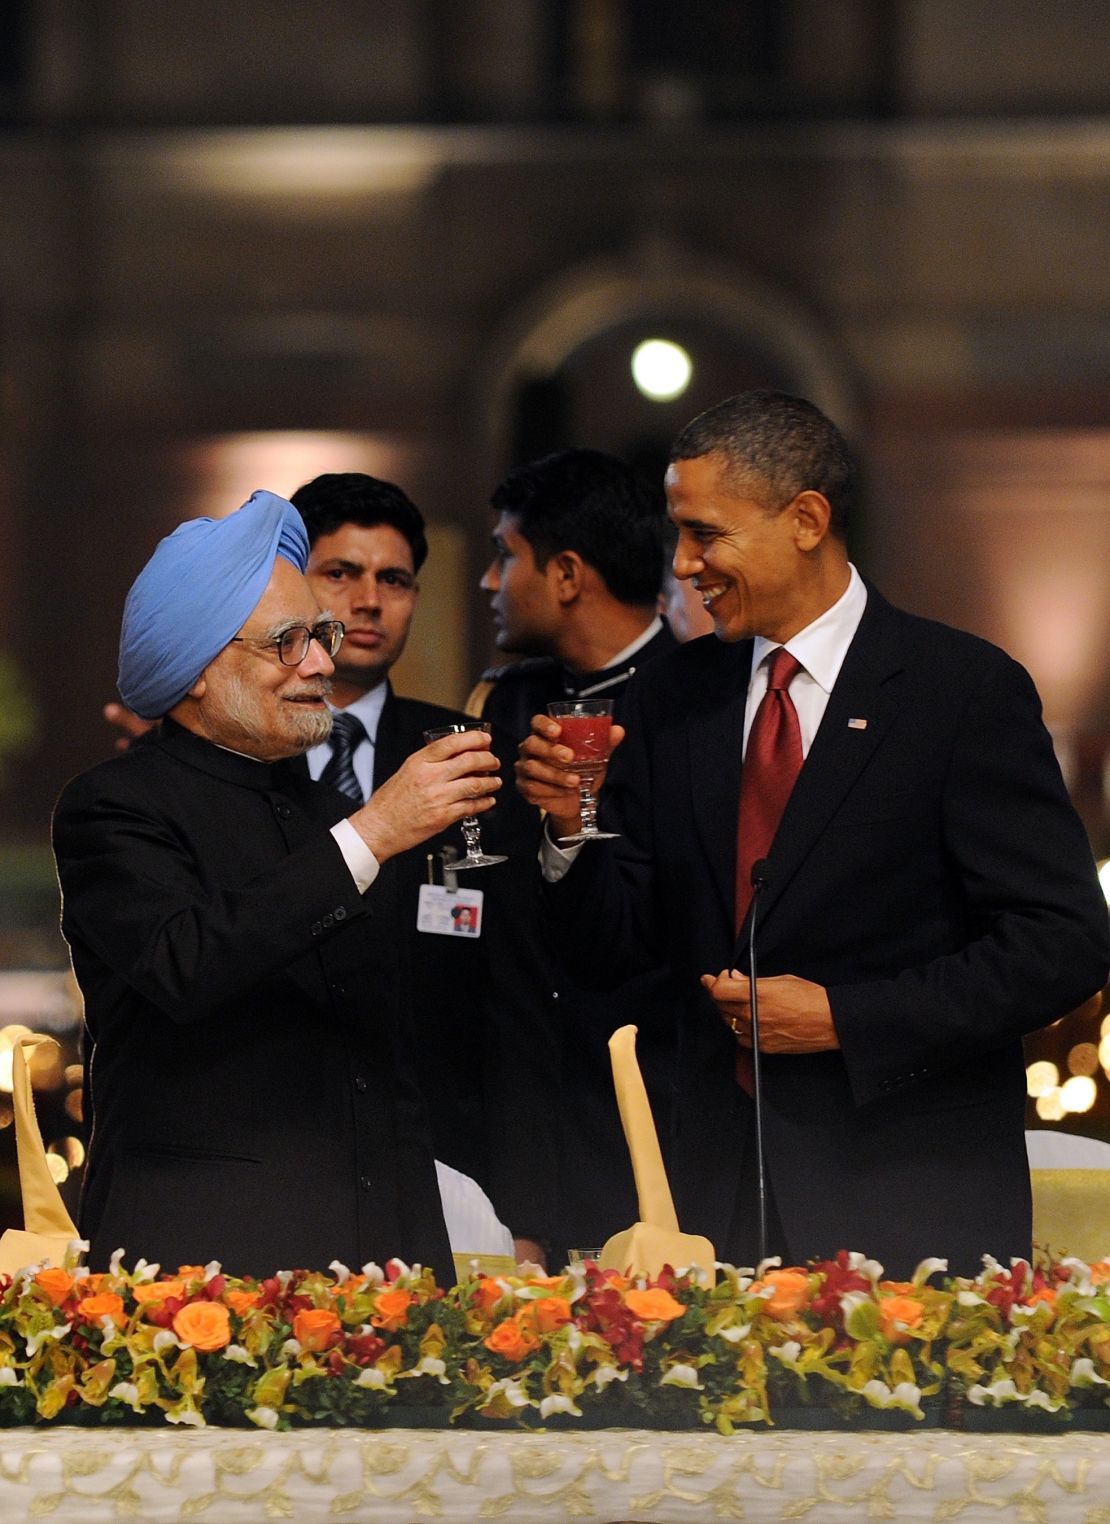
[0,0,1108,1223]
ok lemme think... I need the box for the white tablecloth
[2,1425,1110,1522]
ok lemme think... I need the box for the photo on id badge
[417,884,483,937]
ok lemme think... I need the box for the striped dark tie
[320,711,366,805]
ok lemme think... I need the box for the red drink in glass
[556,713,612,777]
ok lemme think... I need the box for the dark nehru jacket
[53,718,453,1281]
[475,620,681,1253]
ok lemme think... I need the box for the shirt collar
[565,616,664,696]
[752,563,867,694]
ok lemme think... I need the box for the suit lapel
[752,592,906,932]
[688,639,752,929]
[371,684,408,793]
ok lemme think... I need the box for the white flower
[355,1366,389,1389]
[98,1316,119,1337]
[329,1261,352,1284]
[912,1258,947,1284]
[166,1406,205,1427]
[969,1378,1018,1407]
[592,1365,628,1390]
[0,1367,22,1387]
[203,1261,222,1283]
[412,1357,449,1383]
[131,1259,159,1283]
[716,1322,751,1345]
[1024,1389,1060,1411]
[108,1382,140,1408]
[485,1377,530,1408]
[679,1261,714,1289]
[153,1330,180,1355]
[1070,1358,1110,1388]
[565,1325,583,1353]
[660,1363,703,1390]
[25,1323,72,1357]
[109,1248,127,1276]
[385,1258,412,1282]
[276,1272,294,1291]
[957,1291,986,1306]
[755,1255,782,1278]
[281,1339,302,1359]
[539,1394,581,1419]
[360,1263,385,1287]
[222,1345,257,1366]
[846,1252,885,1280]
[861,1378,922,1416]
[769,1340,802,1365]
[246,1406,279,1430]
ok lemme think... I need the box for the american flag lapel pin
[847,717,868,730]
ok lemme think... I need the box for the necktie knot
[329,711,366,750]
[320,711,367,805]
[765,648,803,691]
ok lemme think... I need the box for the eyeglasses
[230,619,345,667]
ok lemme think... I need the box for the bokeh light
[1026,1060,1060,1097]
[1060,1075,1098,1113]
[631,339,693,402]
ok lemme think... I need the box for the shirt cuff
[331,818,380,894]
[539,818,583,882]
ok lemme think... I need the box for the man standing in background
[472,449,679,1256]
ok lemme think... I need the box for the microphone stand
[747,858,771,1266]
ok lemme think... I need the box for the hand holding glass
[546,699,620,844]
[422,722,507,870]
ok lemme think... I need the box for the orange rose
[177,1266,206,1279]
[879,1281,917,1295]
[878,1294,926,1343]
[526,1276,568,1290]
[625,1288,686,1323]
[473,1278,505,1318]
[76,1291,126,1324]
[372,1288,414,1332]
[754,1270,810,1320]
[225,1289,262,1317]
[484,1316,541,1363]
[33,1268,74,1307]
[1023,1286,1057,1320]
[293,1308,342,1352]
[531,1296,573,1333]
[1089,1262,1110,1286]
[132,1279,187,1306]
[173,1300,231,1352]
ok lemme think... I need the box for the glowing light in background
[1026,1060,1059,1098]
[1099,859,1110,904]
[1060,1075,1098,1114]
[1069,1042,1100,1076]
[187,433,412,519]
[1035,1089,1067,1121]
[631,339,692,402]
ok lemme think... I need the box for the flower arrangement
[2,1247,1109,1431]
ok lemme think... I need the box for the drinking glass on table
[546,699,620,844]
[422,721,507,870]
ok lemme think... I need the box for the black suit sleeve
[53,773,368,1026]
[831,649,1110,1104]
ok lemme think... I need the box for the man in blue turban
[53,490,501,1281]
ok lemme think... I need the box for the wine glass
[546,699,620,844]
[422,721,507,870]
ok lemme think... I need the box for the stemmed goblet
[422,721,507,870]
[546,698,620,844]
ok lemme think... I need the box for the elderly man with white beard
[53,490,498,1279]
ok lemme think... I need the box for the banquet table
[3,1424,1110,1522]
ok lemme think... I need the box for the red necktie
[733,646,804,1089]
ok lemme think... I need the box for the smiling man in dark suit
[55,490,502,1278]
[517,390,1110,1277]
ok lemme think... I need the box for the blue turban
[118,490,310,719]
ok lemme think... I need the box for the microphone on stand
[747,857,772,1266]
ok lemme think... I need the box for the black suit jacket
[52,718,453,1281]
[480,624,684,1252]
[351,687,559,1240]
[547,589,1110,1275]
